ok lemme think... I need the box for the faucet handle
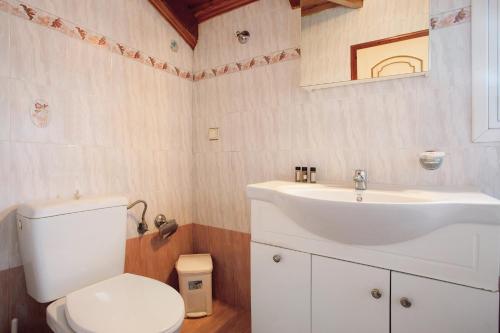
[354,169,367,180]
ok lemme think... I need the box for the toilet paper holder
[154,214,178,240]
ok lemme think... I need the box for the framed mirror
[300,0,430,89]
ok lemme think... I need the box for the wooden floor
[181,300,251,333]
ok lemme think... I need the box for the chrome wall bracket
[127,200,149,235]
[155,214,178,240]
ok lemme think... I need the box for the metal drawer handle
[400,297,412,308]
[371,288,382,299]
[272,255,281,263]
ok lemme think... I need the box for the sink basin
[247,181,500,245]
[281,187,428,203]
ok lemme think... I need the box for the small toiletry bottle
[302,167,308,182]
[310,167,317,183]
[295,166,301,182]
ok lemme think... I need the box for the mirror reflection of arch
[371,55,424,78]
[351,30,429,81]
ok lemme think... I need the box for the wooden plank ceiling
[150,0,362,49]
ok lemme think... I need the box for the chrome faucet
[353,170,367,190]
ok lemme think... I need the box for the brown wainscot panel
[192,224,251,310]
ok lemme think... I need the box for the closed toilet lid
[65,273,185,333]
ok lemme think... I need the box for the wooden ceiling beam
[302,2,338,16]
[327,0,363,9]
[149,0,198,49]
[302,0,332,7]
[289,0,300,9]
[194,0,258,23]
[302,0,362,16]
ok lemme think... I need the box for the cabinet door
[251,242,311,333]
[392,272,499,333]
[312,256,390,333]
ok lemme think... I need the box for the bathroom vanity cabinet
[252,242,498,333]
[248,182,500,333]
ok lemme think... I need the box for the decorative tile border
[0,0,470,82]
[193,47,301,81]
[430,6,471,30]
[0,0,193,80]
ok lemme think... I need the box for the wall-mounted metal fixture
[170,39,179,52]
[353,169,367,191]
[154,214,178,240]
[419,151,445,170]
[236,30,250,44]
[127,200,149,235]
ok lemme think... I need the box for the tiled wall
[192,0,500,234]
[0,0,195,330]
[0,0,194,319]
[0,0,195,266]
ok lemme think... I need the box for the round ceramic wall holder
[419,151,445,170]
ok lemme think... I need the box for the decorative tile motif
[0,0,193,80]
[193,47,301,81]
[30,99,49,128]
[430,6,471,30]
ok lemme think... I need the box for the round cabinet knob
[272,255,281,263]
[371,288,382,299]
[400,297,412,308]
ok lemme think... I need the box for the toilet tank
[17,196,128,303]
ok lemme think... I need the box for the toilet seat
[47,273,184,333]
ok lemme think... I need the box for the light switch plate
[208,127,219,141]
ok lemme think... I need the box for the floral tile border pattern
[430,6,471,30]
[0,0,193,80]
[193,48,301,81]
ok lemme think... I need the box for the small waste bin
[176,254,213,318]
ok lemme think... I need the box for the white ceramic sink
[247,181,500,245]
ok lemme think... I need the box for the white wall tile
[9,16,68,86]
[0,77,9,142]
[0,11,9,79]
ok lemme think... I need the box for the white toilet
[17,196,185,333]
